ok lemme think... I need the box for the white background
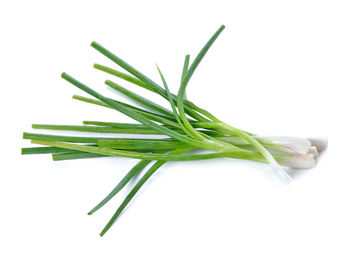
[1,0,349,267]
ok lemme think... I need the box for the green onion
[23,25,327,236]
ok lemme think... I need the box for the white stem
[222,124,293,184]
[280,152,316,169]
[258,136,311,155]
[307,137,328,153]
[265,154,293,184]
[308,146,319,162]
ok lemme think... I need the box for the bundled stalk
[22,25,327,236]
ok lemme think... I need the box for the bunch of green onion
[22,25,327,236]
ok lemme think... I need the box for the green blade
[23,132,102,143]
[61,73,224,151]
[31,140,257,162]
[98,139,191,150]
[74,95,182,129]
[91,42,166,97]
[181,55,190,99]
[105,80,174,118]
[52,152,106,160]
[88,160,152,215]
[176,25,226,139]
[91,45,207,122]
[21,146,81,154]
[156,64,192,137]
[52,149,169,161]
[181,55,190,84]
[99,148,189,236]
[31,124,163,134]
[94,63,151,90]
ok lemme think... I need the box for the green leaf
[176,25,226,139]
[21,146,80,154]
[31,139,259,162]
[99,148,189,236]
[105,80,175,118]
[91,44,208,122]
[61,73,225,151]
[88,160,152,215]
[156,64,192,137]
[94,63,151,91]
[98,139,191,150]
[31,124,166,134]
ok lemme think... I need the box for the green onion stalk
[22,25,327,236]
